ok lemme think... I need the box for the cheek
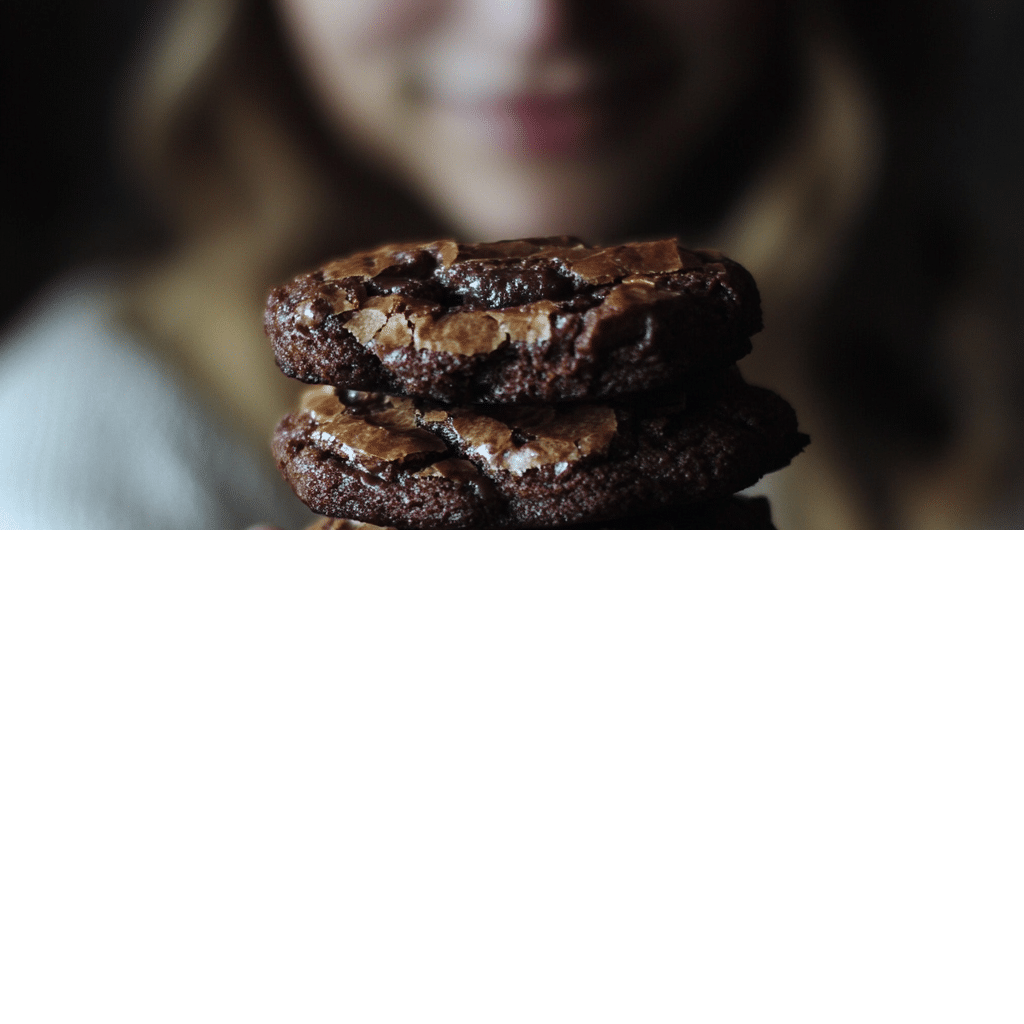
[277,0,445,50]
[276,0,432,159]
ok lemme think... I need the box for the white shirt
[0,273,310,529]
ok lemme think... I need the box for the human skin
[274,0,785,241]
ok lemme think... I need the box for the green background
[4,536,1019,1024]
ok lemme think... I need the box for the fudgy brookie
[266,237,759,405]
[267,237,808,529]
[274,374,803,528]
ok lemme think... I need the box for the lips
[489,93,605,156]
[427,56,675,160]
[432,87,623,158]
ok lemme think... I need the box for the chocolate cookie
[274,376,806,529]
[307,495,775,531]
[273,387,503,530]
[266,237,760,405]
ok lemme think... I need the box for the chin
[410,148,646,243]
[439,184,620,244]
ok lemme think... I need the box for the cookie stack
[265,237,808,529]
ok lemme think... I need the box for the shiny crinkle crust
[272,377,806,529]
[265,237,761,405]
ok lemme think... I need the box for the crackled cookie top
[266,237,760,404]
[273,378,807,529]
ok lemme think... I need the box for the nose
[461,0,571,53]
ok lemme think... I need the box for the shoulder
[0,271,308,529]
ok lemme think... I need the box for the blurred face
[275,0,783,240]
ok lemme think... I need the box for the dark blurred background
[2,0,1022,329]
[1,0,158,324]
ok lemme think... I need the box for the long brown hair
[119,0,442,443]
